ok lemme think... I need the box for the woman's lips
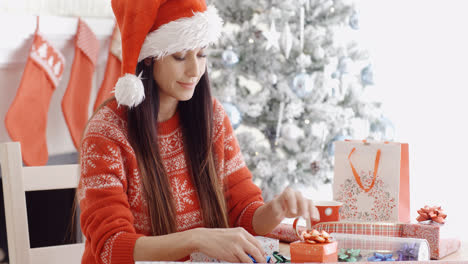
[177,81,196,89]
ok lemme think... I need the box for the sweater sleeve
[212,99,265,235]
[78,124,144,264]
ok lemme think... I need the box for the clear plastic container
[331,233,430,261]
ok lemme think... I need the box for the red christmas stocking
[4,17,65,166]
[62,18,100,150]
[93,24,122,112]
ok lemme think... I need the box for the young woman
[77,1,319,263]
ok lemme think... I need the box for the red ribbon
[416,205,447,224]
[348,147,381,193]
[292,218,332,244]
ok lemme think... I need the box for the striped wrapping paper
[266,221,404,242]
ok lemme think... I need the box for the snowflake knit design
[336,171,396,221]
[171,177,196,213]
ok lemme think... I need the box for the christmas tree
[206,0,394,201]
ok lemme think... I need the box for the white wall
[356,0,468,238]
[0,15,115,155]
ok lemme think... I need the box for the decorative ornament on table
[361,64,374,86]
[397,243,419,261]
[272,251,290,263]
[367,252,396,262]
[222,102,242,129]
[222,46,239,66]
[263,20,281,51]
[349,11,359,30]
[338,249,362,262]
[416,205,447,224]
[292,70,314,98]
[280,22,293,59]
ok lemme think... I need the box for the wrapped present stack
[401,205,460,259]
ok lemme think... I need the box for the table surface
[136,241,468,263]
[279,241,468,261]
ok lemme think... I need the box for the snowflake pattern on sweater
[77,98,264,264]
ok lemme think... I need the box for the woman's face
[152,47,207,102]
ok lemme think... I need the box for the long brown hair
[127,60,229,236]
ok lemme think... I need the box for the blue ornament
[349,11,359,30]
[222,47,239,66]
[361,65,374,86]
[222,102,242,129]
[292,71,313,98]
[367,252,395,261]
[327,134,349,157]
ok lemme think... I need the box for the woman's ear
[144,57,153,66]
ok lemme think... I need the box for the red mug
[311,200,342,225]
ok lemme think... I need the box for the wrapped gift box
[190,236,278,262]
[290,240,338,263]
[402,223,461,259]
[314,221,404,237]
[266,221,403,242]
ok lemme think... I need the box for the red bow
[416,205,447,224]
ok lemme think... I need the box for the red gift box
[290,240,338,263]
[402,223,461,259]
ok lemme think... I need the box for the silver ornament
[222,46,239,66]
[292,71,313,98]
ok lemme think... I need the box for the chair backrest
[0,142,84,264]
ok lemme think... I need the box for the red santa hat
[111,0,223,107]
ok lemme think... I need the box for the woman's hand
[269,187,320,222]
[191,227,266,263]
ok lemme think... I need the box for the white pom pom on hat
[113,73,145,108]
[111,0,223,107]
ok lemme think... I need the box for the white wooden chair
[0,142,84,264]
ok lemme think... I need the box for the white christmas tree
[207,0,393,201]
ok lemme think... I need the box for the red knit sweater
[77,98,264,264]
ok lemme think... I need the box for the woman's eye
[173,55,185,61]
[198,54,207,58]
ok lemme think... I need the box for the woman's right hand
[191,227,266,263]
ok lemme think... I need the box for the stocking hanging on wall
[62,18,100,150]
[4,17,65,165]
[93,24,122,112]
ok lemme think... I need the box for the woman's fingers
[295,191,309,219]
[309,200,320,221]
[243,232,266,263]
[282,188,297,215]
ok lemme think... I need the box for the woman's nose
[185,56,200,78]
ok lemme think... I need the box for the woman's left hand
[269,187,320,222]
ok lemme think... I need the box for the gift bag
[333,140,410,222]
